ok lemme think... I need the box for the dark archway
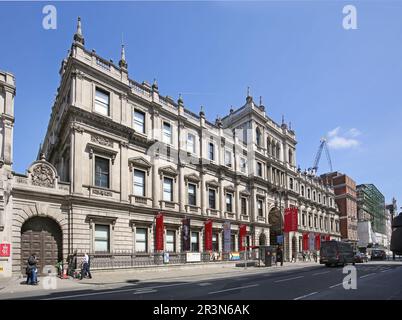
[21,216,62,275]
[269,207,281,245]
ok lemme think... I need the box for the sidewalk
[0,261,320,297]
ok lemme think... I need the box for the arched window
[301,185,305,197]
[256,128,261,146]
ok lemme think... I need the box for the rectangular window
[166,230,176,252]
[94,88,110,116]
[187,133,195,153]
[134,110,145,133]
[226,193,233,212]
[163,122,172,144]
[135,228,147,253]
[231,234,236,251]
[95,156,109,188]
[191,232,199,252]
[302,214,306,226]
[212,233,219,252]
[241,197,247,215]
[94,224,110,252]
[188,183,196,206]
[163,177,173,202]
[240,158,247,173]
[133,169,145,196]
[208,142,215,161]
[225,150,232,167]
[257,200,263,217]
[257,162,262,177]
[208,189,216,209]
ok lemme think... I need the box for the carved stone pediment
[28,160,58,188]
[224,185,235,193]
[240,189,251,197]
[206,179,220,189]
[129,157,152,171]
[184,173,200,184]
[158,165,178,177]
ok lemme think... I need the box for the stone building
[0,18,340,277]
[321,172,358,248]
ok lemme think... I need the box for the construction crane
[309,138,333,175]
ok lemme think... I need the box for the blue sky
[0,1,401,208]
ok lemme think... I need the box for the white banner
[186,252,201,262]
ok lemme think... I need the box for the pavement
[1,260,402,300]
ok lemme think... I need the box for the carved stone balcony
[224,212,236,220]
[185,205,201,215]
[240,215,250,222]
[129,195,152,207]
[159,200,179,211]
[207,208,220,218]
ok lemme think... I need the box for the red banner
[0,243,10,257]
[155,212,164,251]
[239,225,247,251]
[284,207,298,233]
[315,234,321,250]
[325,235,331,241]
[204,220,213,251]
[302,233,309,251]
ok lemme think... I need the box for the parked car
[354,252,368,263]
[371,249,387,260]
[320,240,355,267]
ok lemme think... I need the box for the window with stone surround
[163,177,173,202]
[241,197,247,215]
[95,156,110,188]
[191,232,199,252]
[188,183,197,206]
[134,109,145,133]
[208,188,216,209]
[135,227,148,252]
[208,142,215,161]
[133,169,146,196]
[94,224,110,253]
[94,88,110,116]
[257,200,263,217]
[226,193,233,212]
[163,122,172,144]
[166,230,176,252]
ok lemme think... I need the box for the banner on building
[229,252,240,261]
[182,218,191,251]
[309,232,315,250]
[0,243,10,257]
[325,235,331,241]
[302,233,309,251]
[204,220,213,251]
[223,221,231,253]
[155,212,164,251]
[239,224,247,251]
[186,252,201,262]
[284,207,298,233]
[315,234,321,251]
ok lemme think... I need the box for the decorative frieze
[91,134,114,147]
[92,188,113,197]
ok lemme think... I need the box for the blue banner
[276,235,284,244]
[223,221,231,253]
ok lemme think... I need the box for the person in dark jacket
[276,246,283,266]
[26,253,38,285]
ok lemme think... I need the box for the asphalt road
[7,262,402,300]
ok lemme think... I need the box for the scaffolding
[357,184,386,235]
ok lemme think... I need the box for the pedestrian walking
[26,253,38,285]
[80,252,92,280]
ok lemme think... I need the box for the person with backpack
[26,253,38,285]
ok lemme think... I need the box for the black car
[320,240,355,267]
[371,249,387,260]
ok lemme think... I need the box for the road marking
[312,271,330,276]
[329,282,343,289]
[294,292,318,300]
[360,273,376,279]
[43,282,189,300]
[199,283,212,286]
[381,269,392,273]
[208,284,259,295]
[133,289,157,295]
[274,276,304,283]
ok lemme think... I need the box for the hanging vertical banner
[155,212,164,251]
[309,232,315,250]
[182,218,191,251]
[302,233,309,251]
[239,224,247,251]
[325,235,331,241]
[284,207,298,232]
[204,220,213,251]
[223,221,231,253]
[315,234,321,251]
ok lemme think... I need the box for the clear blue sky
[1,1,401,209]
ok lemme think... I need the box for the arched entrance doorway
[259,233,266,246]
[269,207,281,245]
[21,216,62,275]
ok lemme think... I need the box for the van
[320,240,355,267]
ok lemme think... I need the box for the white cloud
[326,127,361,150]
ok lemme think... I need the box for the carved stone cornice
[129,156,152,173]
[158,165,178,178]
[184,173,201,184]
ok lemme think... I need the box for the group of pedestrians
[25,252,92,285]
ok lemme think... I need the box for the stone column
[179,164,185,213]
[120,142,129,202]
[235,178,240,220]
[200,168,206,215]
[71,124,83,194]
[152,157,159,208]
